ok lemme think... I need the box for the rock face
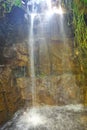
[14,40,83,107]
[17,74,81,106]
[1,38,83,125]
[0,41,29,125]
[36,74,81,105]
[0,9,29,123]
[0,66,23,125]
[0,6,28,64]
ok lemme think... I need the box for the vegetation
[81,0,87,4]
[73,0,87,71]
[0,0,22,17]
[72,0,87,104]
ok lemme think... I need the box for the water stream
[28,13,36,106]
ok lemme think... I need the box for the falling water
[57,3,67,73]
[47,0,52,10]
[0,1,87,130]
[28,13,36,106]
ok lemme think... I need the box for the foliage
[13,0,22,7]
[73,0,87,104]
[0,0,22,15]
[72,0,87,50]
[81,0,87,4]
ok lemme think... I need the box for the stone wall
[0,41,29,125]
[0,38,85,125]
[0,66,23,125]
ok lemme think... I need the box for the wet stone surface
[1,105,87,130]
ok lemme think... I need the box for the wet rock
[37,89,55,105]
[0,6,28,64]
[7,6,26,24]
[0,6,28,46]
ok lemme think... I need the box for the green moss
[81,0,87,4]
[73,0,87,104]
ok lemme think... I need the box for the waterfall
[28,13,36,106]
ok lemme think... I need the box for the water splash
[1,105,86,130]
